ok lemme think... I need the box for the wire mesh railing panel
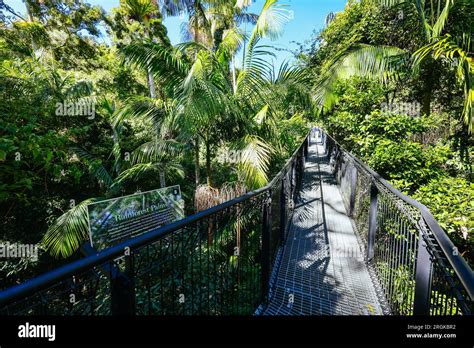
[0,266,112,315]
[270,178,283,269]
[418,218,472,316]
[351,168,372,251]
[321,129,473,316]
[338,153,354,213]
[325,135,371,251]
[372,188,419,315]
[429,264,462,315]
[132,195,265,315]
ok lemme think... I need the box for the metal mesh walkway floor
[263,136,383,315]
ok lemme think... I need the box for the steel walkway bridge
[262,137,383,315]
[0,130,472,316]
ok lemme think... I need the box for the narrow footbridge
[262,138,382,315]
[0,130,472,315]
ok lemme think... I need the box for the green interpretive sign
[87,185,184,250]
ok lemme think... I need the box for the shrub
[413,177,473,265]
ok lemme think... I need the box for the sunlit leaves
[41,198,100,258]
[314,45,407,111]
[235,135,272,189]
[413,34,473,132]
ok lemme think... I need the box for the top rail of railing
[319,128,474,301]
[0,132,311,309]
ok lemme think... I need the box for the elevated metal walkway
[263,137,382,315]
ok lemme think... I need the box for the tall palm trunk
[194,136,200,188]
[205,138,212,187]
[420,59,440,118]
[232,55,237,94]
[421,88,432,117]
[147,71,156,98]
[112,127,121,175]
[145,29,157,99]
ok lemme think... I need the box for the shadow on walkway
[262,136,382,315]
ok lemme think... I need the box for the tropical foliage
[0,0,472,289]
[0,0,310,286]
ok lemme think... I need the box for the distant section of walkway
[263,135,382,315]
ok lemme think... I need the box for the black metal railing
[321,129,474,315]
[0,134,310,315]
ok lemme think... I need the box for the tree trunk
[194,137,200,188]
[112,127,121,175]
[460,123,471,172]
[420,59,440,118]
[205,138,212,187]
[232,55,237,94]
[421,88,432,117]
[145,29,157,99]
[147,70,156,99]
[194,0,200,44]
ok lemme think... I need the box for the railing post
[299,147,306,189]
[367,180,378,262]
[413,230,433,315]
[304,136,309,160]
[261,191,272,303]
[111,253,135,315]
[349,166,357,216]
[290,160,296,201]
[300,148,305,173]
[280,175,287,244]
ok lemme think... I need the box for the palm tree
[121,0,162,98]
[413,33,473,132]
[121,0,304,191]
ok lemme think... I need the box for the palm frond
[112,161,184,187]
[123,0,156,23]
[157,0,194,18]
[63,80,94,100]
[235,0,254,10]
[249,0,291,47]
[120,41,188,96]
[234,12,259,25]
[71,147,113,188]
[216,27,246,62]
[414,34,474,132]
[112,162,155,186]
[432,0,454,38]
[113,95,168,131]
[314,44,407,111]
[131,138,184,164]
[41,198,101,258]
[236,135,273,189]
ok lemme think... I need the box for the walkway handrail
[323,130,473,300]
[0,132,311,315]
[320,128,473,315]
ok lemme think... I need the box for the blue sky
[5,0,347,67]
